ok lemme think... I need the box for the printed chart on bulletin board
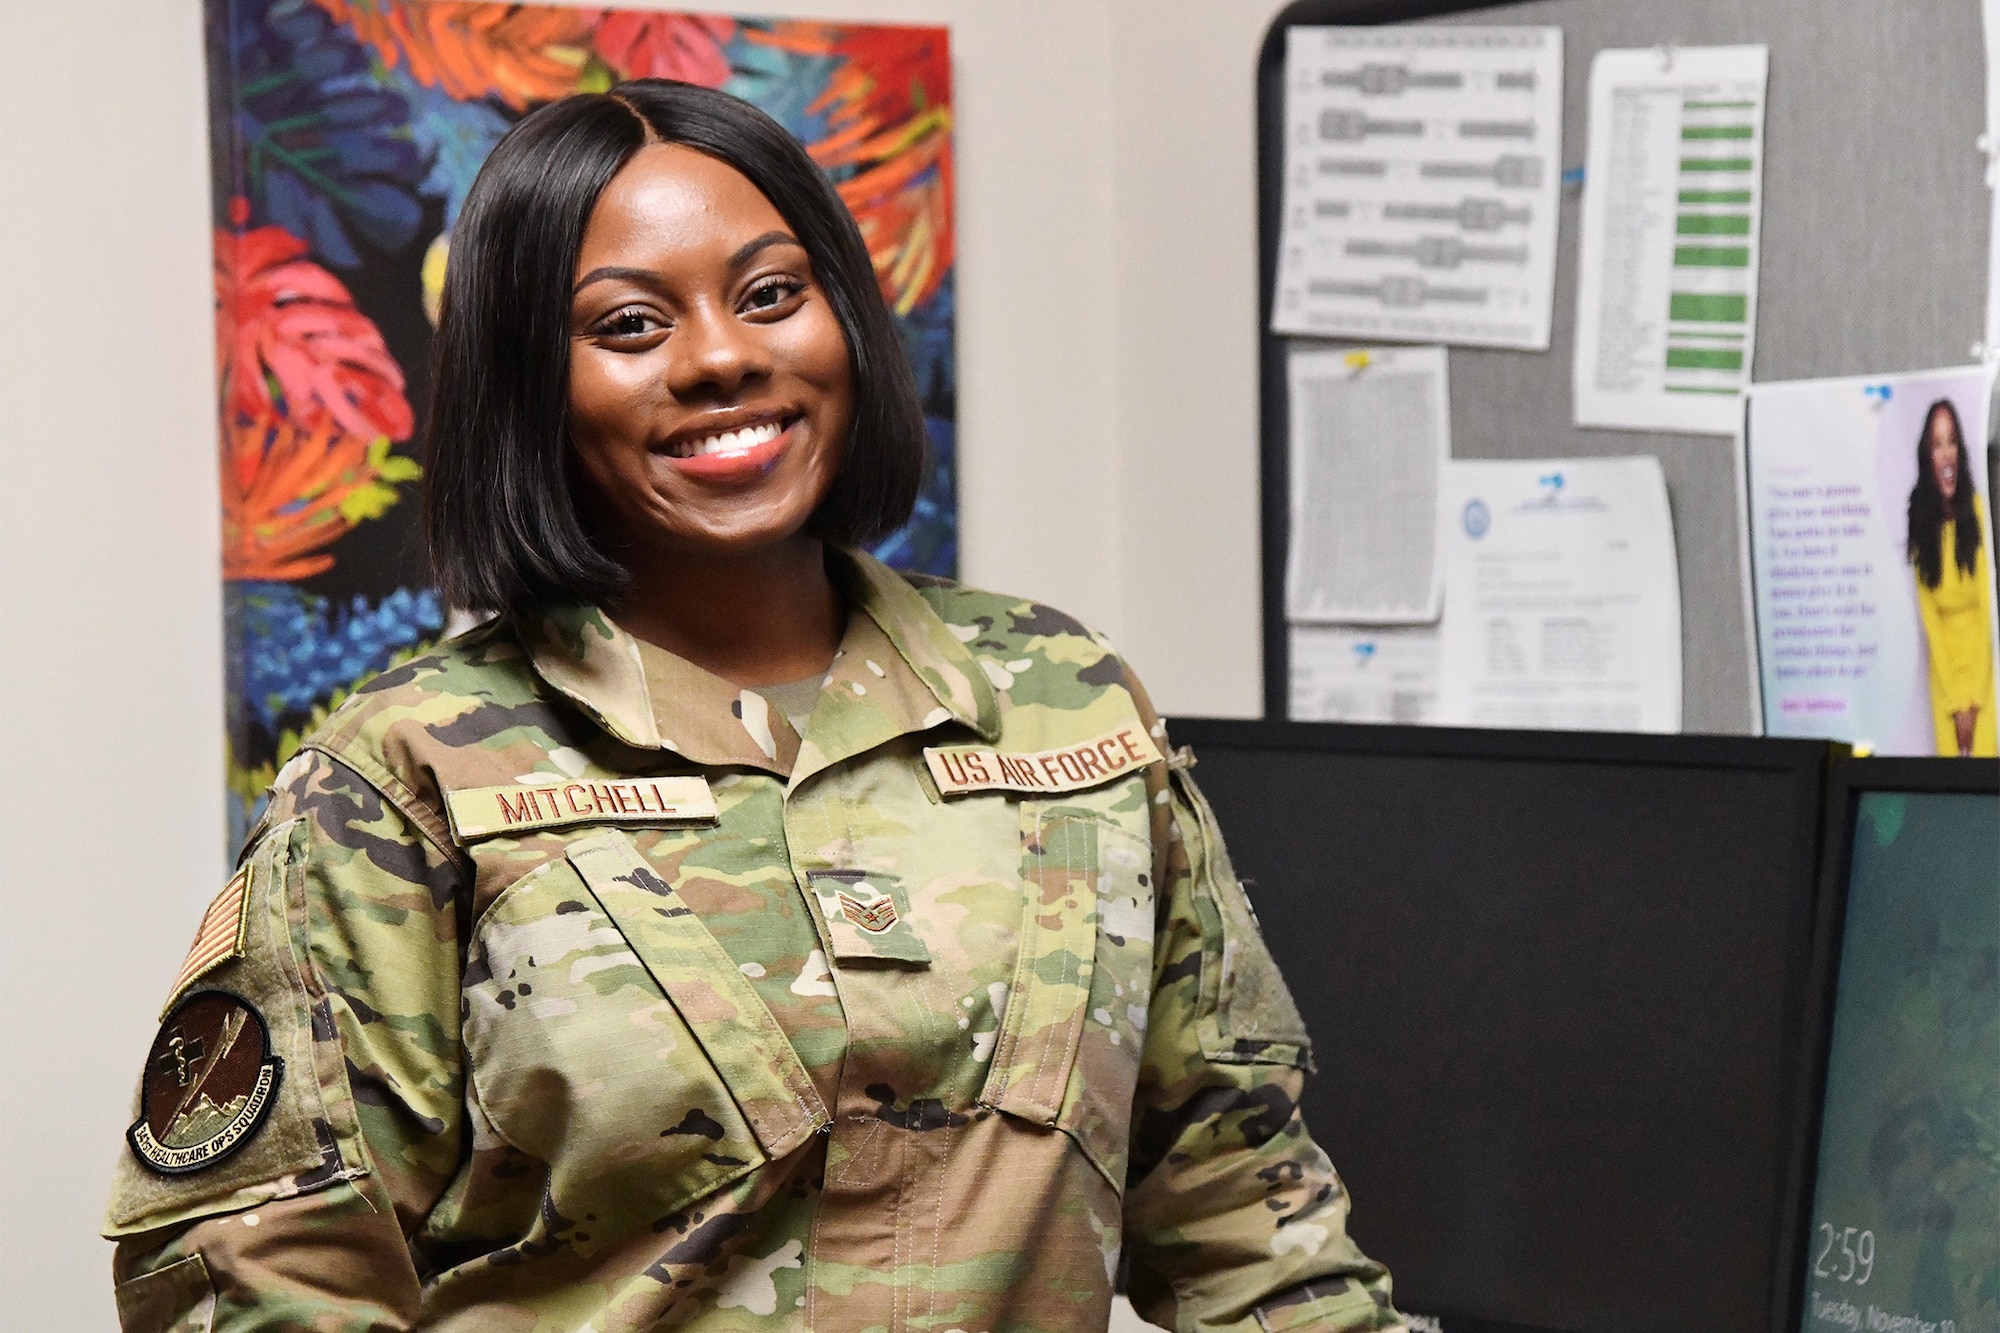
[206,0,957,849]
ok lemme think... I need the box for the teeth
[683,421,783,458]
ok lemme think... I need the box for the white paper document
[1289,624,1441,724]
[1744,368,2000,755]
[1286,344,1450,623]
[1572,45,1769,434]
[1272,25,1564,349]
[1437,458,1683,732]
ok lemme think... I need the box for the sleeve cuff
[1252,1278,1404,1333]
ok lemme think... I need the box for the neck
[611,537,844,688]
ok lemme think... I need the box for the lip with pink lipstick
[657,412,800,481]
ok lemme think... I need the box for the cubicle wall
[1258,0,1991,731]
[1168,716,1845,1333]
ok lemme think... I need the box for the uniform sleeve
[1119,719,1402,1333]
[104,749,467,1332]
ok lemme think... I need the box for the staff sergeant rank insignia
[129,990,283,1175]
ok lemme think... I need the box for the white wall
[0,0,1284,1322]
[1108,0,1288,716]
[0,1,227,1325]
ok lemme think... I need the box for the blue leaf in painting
[723,27,839,145]
[396,71,513,227]
[217,0,427,265]
[227,582,447,731]
[262,164,358,267]
[340,175,426,251]
[869,415,956,577]
[899,269,956,412]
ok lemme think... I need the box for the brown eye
[743,277,802,313]
[595,307,664,340]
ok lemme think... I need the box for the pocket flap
[567,832,827,1157]
[978,807,1100,1122]
[114,1254,215,1333]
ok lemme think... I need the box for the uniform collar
[523,548,1000,779]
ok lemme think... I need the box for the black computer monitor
[1793,758,2000,1333]
[1165,718,1844,1333]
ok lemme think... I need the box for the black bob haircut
[424,79,926,616]
[1906,397,1983,589]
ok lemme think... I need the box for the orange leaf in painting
[215,222,414,443]
[592,12,734,87]
[222,415,379,580]
[316,0,596,111]
[754,23,953,314]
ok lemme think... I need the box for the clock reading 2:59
[1813,1224,1875,1284]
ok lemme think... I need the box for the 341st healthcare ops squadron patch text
[128,991,283,1175]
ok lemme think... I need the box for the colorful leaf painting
[751,23,953,314]
[222,420,417,580]
[211,0,429,267]
[215,219,415,441]
[313,0,598,110]
[208,0,958,851]
[593,12,735,86]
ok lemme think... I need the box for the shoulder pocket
[104,820,368,1237]
[1173,767,1314,1071]
[463,831,827,1225]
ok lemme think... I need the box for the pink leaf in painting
[214,219,414,442]
[592,12,735,87]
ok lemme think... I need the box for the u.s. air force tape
[445,776,717,841]
[924,724,1164,796]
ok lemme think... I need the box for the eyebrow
[572,231,805,296]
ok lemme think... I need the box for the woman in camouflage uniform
[107,80,1403,1333]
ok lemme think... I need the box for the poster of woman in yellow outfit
[1906,399,1997,756]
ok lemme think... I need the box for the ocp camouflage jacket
[105,550,1402,1333]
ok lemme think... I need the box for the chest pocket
[463,831,827,1223]
[978,799,1155,1193]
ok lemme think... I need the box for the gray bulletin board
[1258,0,1990,732]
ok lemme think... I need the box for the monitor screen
[1800,783,2000,1333]
[1166,719,1839,1333]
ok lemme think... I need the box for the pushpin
[1344,349,1373,373]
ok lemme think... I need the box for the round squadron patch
[128,990,283,1175]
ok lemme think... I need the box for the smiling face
[1927,407,1961,503]
[567,143,854,570]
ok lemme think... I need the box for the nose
[666,301,772,400]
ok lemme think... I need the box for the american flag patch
[162,868,253,1016]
